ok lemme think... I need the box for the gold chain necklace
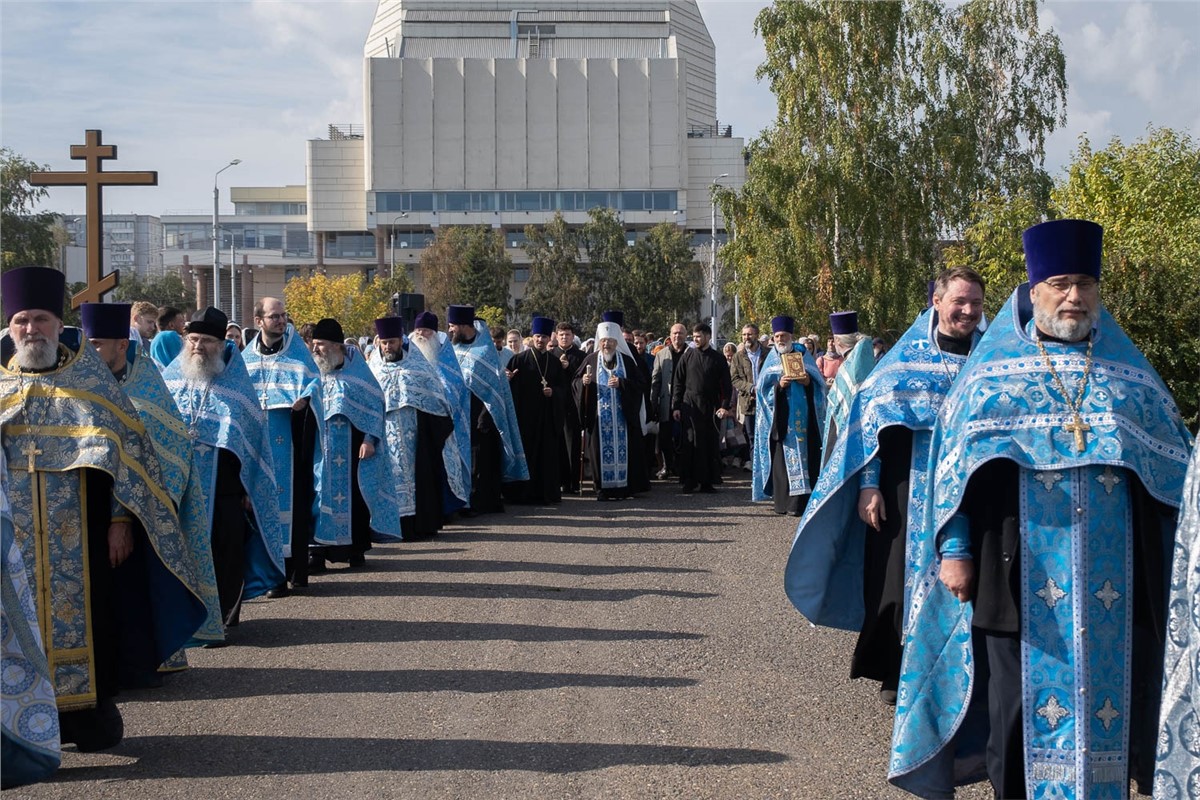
[1035,335,1094,453]
[531,349,549,389]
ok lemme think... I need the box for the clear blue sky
[2,0,1196,216]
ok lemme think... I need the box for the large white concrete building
[306,0,746,314]
[153,1,746,325]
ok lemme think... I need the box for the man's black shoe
[681,484,696,494]
[308,558,328,574]
[699,485,717,494]
[290,576,308,589]
[266,583,291,599]
[348,554,366,569]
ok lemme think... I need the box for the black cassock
[505,348,566,504]
[670,346,732,489]
[572,351,650,499]
[552,344,587,492]
[401,409,454,539]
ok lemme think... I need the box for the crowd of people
[1,216,1197,797]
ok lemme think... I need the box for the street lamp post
[388,212,409,280]
[710,173,729,340]
[213,158,242,312]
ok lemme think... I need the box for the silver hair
[14,338,59,370]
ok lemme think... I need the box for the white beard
[774,343,791,354]
[14,337,58,370]
[180,350,226,383]
[412,334,440,365]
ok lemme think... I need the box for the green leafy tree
[522,213,588,326]
[112,272,198,310]
[580,208,629,318]
[721,0,1066,336]
[1,147,56,271]
[419,226,511,320]
[1052,129,1200,427]
[623,223,703,333]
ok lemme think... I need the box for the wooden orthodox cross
[28,130,158,308]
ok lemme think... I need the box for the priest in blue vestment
[889,221,1193,799]
[1155,440,1199,795]
[370,315,467,539]
[411,311,473,517]
[783,268,986,708]
[821,311,876,464]
[309,318,402,569]
[447,304,528,514]
[751,315,826,515]
[243,297,323,596]
[1,268,207,752]
[0,447,60,788]
[82,303,224,657]
[572,320,651,501]
[164,307,286,632]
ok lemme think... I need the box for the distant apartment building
[63,214,164,283]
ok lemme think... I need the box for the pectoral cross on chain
[1063,416,1090,453]
[21,441,43,472]
[541,378,548,389]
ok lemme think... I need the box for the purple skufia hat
[312,317,344,343]
[186,307,229,339]
[530,316,555,336]
[2,266,65,321]
[829,311,858,335]
[600,310,624,327]
[413,311,438,331]
[770,315,794,334]
[446,305,475,325]
[81,302,131,339]
[1023,219,1103,285]
[374,316,405,339]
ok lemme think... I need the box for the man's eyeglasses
[1042,277,1099,294]
[260,313,286,321]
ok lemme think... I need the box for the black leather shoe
[290,576,308,589]
[348,554,366,569]
[308,558,327,574]
[266,583,290,599]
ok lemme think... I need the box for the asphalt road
[14,473,995,800]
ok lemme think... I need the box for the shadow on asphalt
[231,619,705,647]
[440,531,733,545]
[304,580,719,602]
[135,667,698,700]
[350,558,710,576]
[51,736,787,779]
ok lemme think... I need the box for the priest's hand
[359,440,376,459]
[607,375,619,388]
[716,408,728,419]
[795,371,810,386]
[939,558,975,603]
[542,386,552,397]
[292,396,310,412]
[673,410,681,421]
[559,355,569,369]
[779,375,791,388]
[107,522,133,568]
[582,371,592,385]
[857,488,886,530]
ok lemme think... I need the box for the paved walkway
[15,474,991,799]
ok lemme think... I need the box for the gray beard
[412,336,440,364]
[384,350,403,363]
[1034,305,1098,342]
[180,350,226,383]
[314,352,344,375]
[14,338,58,370]
[601,352,617,368]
